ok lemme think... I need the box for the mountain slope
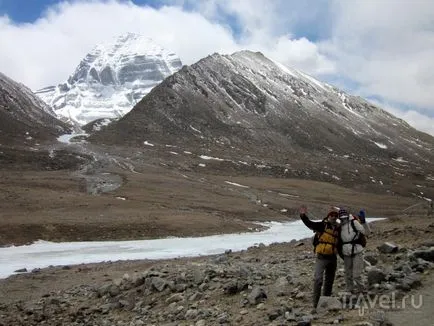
[0,72,70,145]
[90,51,434,197]
[35,33,182,126]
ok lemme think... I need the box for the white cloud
[0,1,238,89]
[323,0,434,112]
[0,0,334,91]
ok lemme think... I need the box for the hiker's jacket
[340,215,370,256]
[300,214,339,258]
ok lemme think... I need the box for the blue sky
[0,0,433,135]
[0,0,60,22]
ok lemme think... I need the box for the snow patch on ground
[278,193,300,198]
[374,142,388,149]
[199,155,224,161]
[224,181,249,188]
[0,218,384,279]
[190,125,201,133]
[57,133,88,144]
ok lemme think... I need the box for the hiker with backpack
[338,208,371,294]
[299,205,340,309]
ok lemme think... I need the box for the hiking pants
[313,255,337,308]
[344,252,364,293]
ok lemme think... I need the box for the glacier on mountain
[35,33,182,126]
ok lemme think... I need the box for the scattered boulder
[412,248,434,262]
[150,276,167,292]
[247,287,267,305]
[368,268,387,285]
[166,293,184,304]
[365,255,378,266]
[274,276,290,296]
[397,273,422,291]
[316,296,342,313]
[378,242,399,254]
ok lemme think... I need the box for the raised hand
[299,205,307,215]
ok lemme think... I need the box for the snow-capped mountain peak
[36,33,182,126]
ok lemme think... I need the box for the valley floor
[0,163,426,247]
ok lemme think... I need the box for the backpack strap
[341,219,360,257]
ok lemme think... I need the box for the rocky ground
[0,215,433,326]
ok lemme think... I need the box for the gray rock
[268,309,281,321]
[151,277,167,292]
[198,282,209,291]
[274,276,290,296]
[193,269,205,285]
[165,293,184,304]
[297,316,312,326]
[378,242,399,254]
[239,265,252,278]
[213,255,228,264]
[185,308,198,320]
[316,296,342,313]
[130,273,145,287]
[188,292,203,301]
[364,255,378,266]
[223,281,239,295]
[175,283,188,292]
[412,247,434,262]
[217,312,229,323]
[247,287,267,305]
[367,268,387,285]
[397,273,422,291]
[100,302,120,314]
[369,310,391,326]
[14,268,27,273]
[118,299,134,311]
[285,312,297,321]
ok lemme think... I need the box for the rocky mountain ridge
[0,72,70,146]
[90,50,434,198]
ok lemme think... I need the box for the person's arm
[361,221,371,235]
[353,219,370,236]
[357,210,371,235]
[299,206,325,232]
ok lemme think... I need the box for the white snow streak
[374,142,388,149]
[199,155,224,161]
[224,181,249,188]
